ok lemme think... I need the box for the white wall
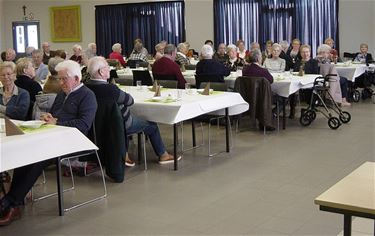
[339,0,375,55]
[1,0,373,56]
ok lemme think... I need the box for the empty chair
[195,74,225,90]
[127,59,148,68]
[153,74,177,81]
[132,70,153,86]
[157,80,178,89]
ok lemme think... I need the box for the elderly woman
[263,43,286,73]
[196,45,231,88]
[154,43,165,61]
[324,38,339,62]
[242,49,273,84]
[353,43,373,63]
[224,44,245,71]
[129,41,148,62]
[43,57,64,94]
[0,61,30,120]
[32,49,49,82]
[15,58,42,105]
[262,40,273,62]
[175,43,190,66]
[69,44,83,65]
[85,43,97,59]
[109,43,126,67]
[316,44,350,106]
[287,39,302,63]
[236,40,249,60]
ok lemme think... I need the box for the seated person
[236,40,250,60]
[263,43,286,73]
[286,38,302,65]
[353,43,373,63]
[154,43,165,61]
[5,49,16,63]
[242,49,273,84]
[262,40,273,63]
[128,41,148,62]
[69,44,83,65]
[32,49,49,82]
[0,61,30,120]
[109,43,126,67]
[0,60,97,226]
[86,56,179,166]
[196,45,231,88]
[279,40,293,71]
[316,44,350,106]
[175,43,190,66]
[324,38,340,62]
[43,57,64,94]
[213,43,229,64]
[85,43,97,60]
[152,44,187,89]
[224,44,245,71]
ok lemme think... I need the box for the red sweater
[152,57,186,89]
[109,52,126,67]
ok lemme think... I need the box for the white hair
[55,60,82,81]
[177,43,187,52]
[87,56,108,78]
[88,43,96,50]
[272,43,282,50]
[112,43,122,52]
[227,44,237,53]
[72,44,82,51]
[201,45,214,59]
[317,44,332,54]
[279,40,289,50]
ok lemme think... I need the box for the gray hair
[88,43,96,50]
[279,40,289,50]
[32,49,43,57]
[164,44,176,55]
[248,49,262,63]
[0,61,16,74]
[87,56,108,78]
[226,44,237,53]
[55,60,82,81]
[48,57,64,76]
[272,43,282,51]
[112,43,122,52]
[177,43,187,52]
[317,44,331,54]
[201,45,214,59]
[72,44,82,51]
[26,46,35,56]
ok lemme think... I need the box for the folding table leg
[343,214,352,236]
[282,97,286,129]
[173,124,178,171]
[56,157,64,216]
[225,108,230,152]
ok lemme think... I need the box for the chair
[153,74,177,81]
[200,82,228,91]
[234,76,273,133]
[185,64,196,70]
[157,80,178,89]
[115,78,133,86]
[195,74,225,89]
[132,70,153,86]
[343,52,355,60]
[127,59,148,68]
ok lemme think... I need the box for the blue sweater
[0,86,30,120]
[50,85,97,135]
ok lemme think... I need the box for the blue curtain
[214,0,338,55]
[95,1,185,57]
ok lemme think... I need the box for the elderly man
[42,42,53,64]
[196,45,231,88]
[109,43,126,67]
[86,56,179,166]
[5,49,16,62]
[152,44,187,89]
[213,43,229,64]
[175,43,190,66]
[32,49,49,81]
[128,42,148,62]
[0,60,97,226]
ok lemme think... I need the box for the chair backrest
[234,76,273,128]
[157,80,178,89]
[343,52,355,60]
[106,59,120,68]
[185,64,196,70]
[132,70,153,86]
[115,78,133,86]
[200,82,227,91]
[127,59,148,69]
[195,74,224,89]
[153,74,177,81]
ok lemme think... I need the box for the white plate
[151,96,163,101]
[20,120,46,129]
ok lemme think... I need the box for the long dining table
[0,119,98,216]
[120,86,249,170]
[334,62,374,82]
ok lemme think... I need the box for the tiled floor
[1,100,374,235]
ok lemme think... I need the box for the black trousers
[5,159,55,206]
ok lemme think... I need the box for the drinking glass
[136,80,142,90]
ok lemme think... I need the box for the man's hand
[40,113,57,125]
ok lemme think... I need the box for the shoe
[125,159,135,167]
[158,155,182,165]
[0,207,21,226]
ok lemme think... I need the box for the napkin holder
[201,82,211,95]
[5,117,24,136]
[153,85,161,97]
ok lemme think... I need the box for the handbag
[32,93,57,120]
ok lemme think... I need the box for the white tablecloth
[121,86,249,124]
[334,62,370,82]
[270,73,322,97]
[0,121,98,172]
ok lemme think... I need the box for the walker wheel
[353,90,360,102]
[328,117,341,129]
[339,111,351,124]
[300,111,312,126]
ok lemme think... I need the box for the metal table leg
[282,97,286,129]
[225,108,229,152]
[343,214,352,236]
[173,124,178,171]
[56,157,64,216]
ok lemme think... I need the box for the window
[12,21,40,55]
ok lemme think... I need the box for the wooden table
[314,162,375,236]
